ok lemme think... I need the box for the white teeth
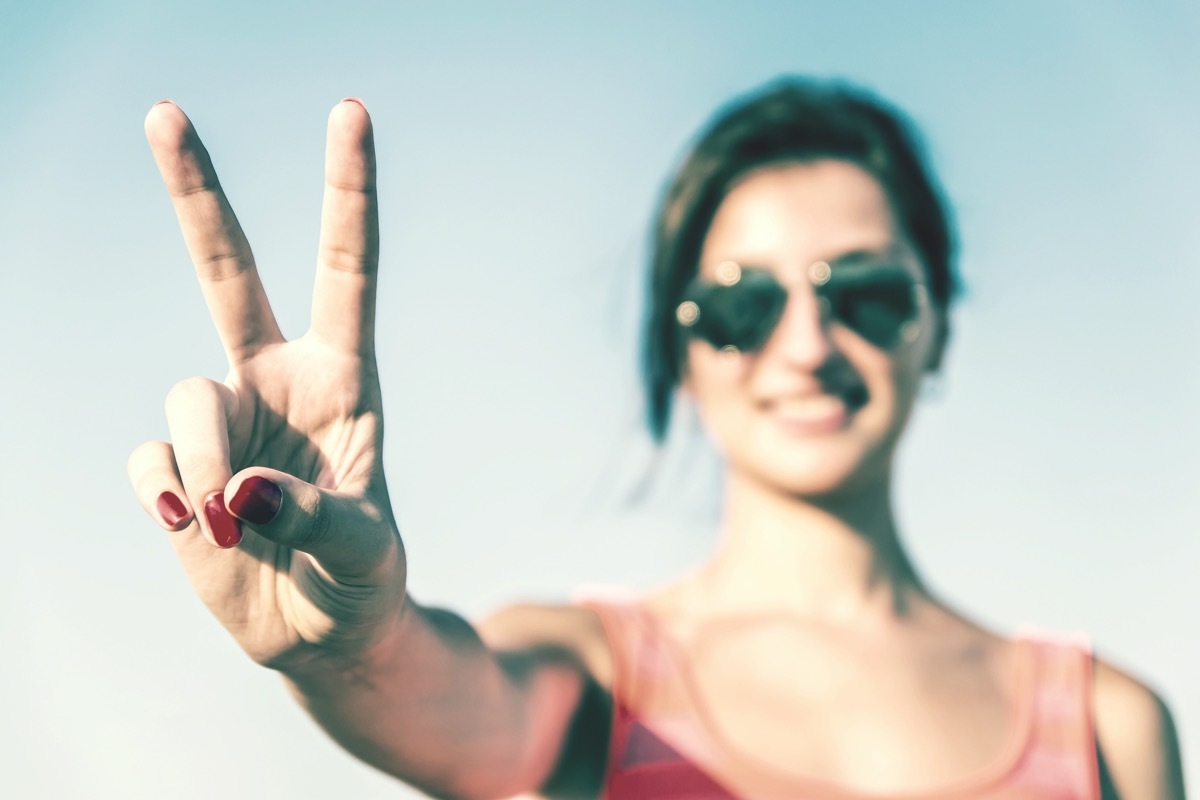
[773,395,843,418]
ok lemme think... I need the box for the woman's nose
[759,283,834,370]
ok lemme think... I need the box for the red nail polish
[203,492,242,548]
[228,476,283,525]
[156,491,189,528]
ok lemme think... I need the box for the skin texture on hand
[127,99,407,672]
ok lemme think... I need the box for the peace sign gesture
[127,100,407,669]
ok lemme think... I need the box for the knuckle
[300,491,334,551]
[318,242,368,274]
[127,441,175,492]
[164,376,222,416]
[177,454,230,485]
[198,252,253,281]
[126,440,157,477]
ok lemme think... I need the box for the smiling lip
[763,394,851,434]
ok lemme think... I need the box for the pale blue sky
[1,2,1197,796]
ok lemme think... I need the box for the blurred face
[683,161,942,498]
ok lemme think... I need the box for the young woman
[127,80,1185,799]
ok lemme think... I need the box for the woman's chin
[734,435,890,499]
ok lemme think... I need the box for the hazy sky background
[1,1,1197,796]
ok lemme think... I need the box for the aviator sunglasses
[675,255,929,354]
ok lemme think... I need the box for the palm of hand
[130,101,404,671]
[229,340,379,498]
[222,340,395,666]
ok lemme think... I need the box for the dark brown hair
[641,77,959,441]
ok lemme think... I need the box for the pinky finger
[128,440,193,532]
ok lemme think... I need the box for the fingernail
[203,492,242,548]
[228,476,283,525]
[156,491,189,529]
[341,96,368,111]
[153,99,174,107]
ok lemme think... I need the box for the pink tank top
[579,597,1100,800]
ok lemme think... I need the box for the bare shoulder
[1092,655,1186,800]
[476,601,614,689]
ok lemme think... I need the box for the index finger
[145,101,283,361]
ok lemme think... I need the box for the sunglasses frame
[676,259,930,354]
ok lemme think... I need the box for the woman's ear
[925,310,949,372]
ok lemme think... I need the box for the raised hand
[127,99,407,671]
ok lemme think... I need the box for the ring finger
[164,376,242,548]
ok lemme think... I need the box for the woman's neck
[690,467,927,626]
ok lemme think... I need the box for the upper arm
[476,603,614,800]
[1092,656,1186,800]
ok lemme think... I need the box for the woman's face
[684,160,943,498]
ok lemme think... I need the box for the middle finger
[310,99,379,356]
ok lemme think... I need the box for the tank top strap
[571,588,740,798]
[571,586,655,710]
[1008,628,1102,799]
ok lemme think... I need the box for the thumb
[225,468,396,580]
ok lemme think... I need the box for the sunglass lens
[823,272,917,347]
[688,270,787,351]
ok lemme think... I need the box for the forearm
[282,598,563,800]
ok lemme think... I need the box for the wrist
[277,591,413,689]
